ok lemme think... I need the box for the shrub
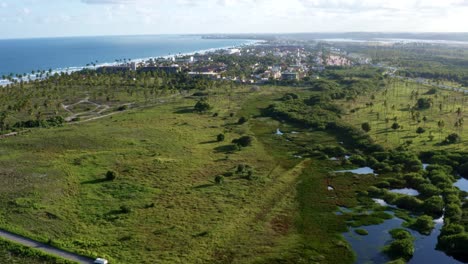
[106,170,117,181]
[245,170,254,180]
[361,122,371,132]
[373,162,393,173]
[385,238,414,261]
[440,223,465,237]
[438,233,468,256]
[422,196,444,216]
[390,229,412,240]
[404,173,428,188]
[238,116,248,124]
[418,183,440,198]
[216,133,225,142]
[394,195,423,211]
[383,191,399,204]
[444,133,461,144]
[416,98,433,109]
[215,175,224,184]
[281,93,299,101]
[120,205,132,214]
[117,105,128,111]
[367,186,383,196]
[457,162,468,177]
[355,229,368,235]
[349,155,366,167]
[416,127,426,134]
[193,91,209,96]
[410,215,435,235]
[391,122,400,130]
[232,136,253,148]
[427,170,454,186]
[236,164,246,174]
[223,172,233,177]
[366,156,378,167]
[194,99,211,113]
[375,181,390,188]
[322,146,347,157]
[373,152,390,162]
[445,203,463,222]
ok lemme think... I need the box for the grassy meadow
[0,85,377,263]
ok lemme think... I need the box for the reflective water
[336,167,376,175]
[390,188,420,196]
[454,178,468,192]
[344,213,460,264]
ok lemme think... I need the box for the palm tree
[437,120,445,141]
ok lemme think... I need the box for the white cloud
[22,7,31,15]
[2,0,467,39]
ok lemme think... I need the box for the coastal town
[95,40,369,85]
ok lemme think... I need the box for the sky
[0,0,467,39]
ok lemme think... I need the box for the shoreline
[0,39,263,87]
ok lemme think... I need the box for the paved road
[0,229,95,264]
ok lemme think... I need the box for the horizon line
[2,31,468,41]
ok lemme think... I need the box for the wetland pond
[335,167,376,175]
[343,209,461,264]
[339,164,463,263]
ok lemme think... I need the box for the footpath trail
[0,229,94,264]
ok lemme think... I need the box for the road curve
[0,229,95,264]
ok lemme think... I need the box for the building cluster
[96,42,367,84]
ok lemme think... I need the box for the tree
[194,99,211,113]
[437,120,445,140]
[0,111,8,131]
[416,98,433,110]
[361,122,371,133]
[238,116,248,124]
[106,170,117,181]
[120,205,132,214]
[416,127,426,135]
[232,136,253,148]
[391,122,400,131]
[216,133,225,142]
[444,133,461,144]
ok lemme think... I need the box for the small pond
[372,198,397,208]
[275,128,283,135]
[454,177,468,192]
[336,167,376,175]
[389,188,420,196]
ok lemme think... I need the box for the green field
[0,85,376,263]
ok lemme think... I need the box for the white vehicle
[94,258,109,264]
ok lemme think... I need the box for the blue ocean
[0,35,253,77]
